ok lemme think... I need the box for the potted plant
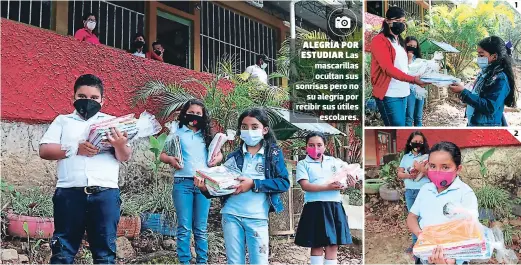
[378,153,404,201]
[118,193,143,239]
[1,182,54,239]
[364,179,385,195]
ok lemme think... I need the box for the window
[68,0,145,51]
[200,1,280,85]
[1,0,52,30]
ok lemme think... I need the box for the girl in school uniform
[195,107,290,265]
[397,131,430,253]
[159,99,223,264]
[407,141,478,265]
[449,36,517,126]
[294,132,355,265]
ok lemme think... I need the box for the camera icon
[335,16,351,29]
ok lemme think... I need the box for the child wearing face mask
[397,131,430,255]
[39,74,131,264]
[407,141,478,265]
[405,36,426,127]
[449,36,517,126]
[131,33,147,58]
[294,132,354,265]
[159,99,222,265]
[74,13,100,45]
[194,108,290,265]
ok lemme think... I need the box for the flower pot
[141,213,176,236]
[365,179,385,194]
[6,213,54,239]
[379,184,401,201]
[117,216,141,239]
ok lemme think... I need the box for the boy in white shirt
[39,74,132,264]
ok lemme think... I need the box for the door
[156,9,192,69]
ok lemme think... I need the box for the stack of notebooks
[407,154,429,182]
[196,166,242,196]
[413,219,492,261]
[420,73,461,87]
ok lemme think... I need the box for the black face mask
[134,40,145,49]
[184,114,205,129]
[410,142,423,151]
[74,99,101,120]
[154,49,162,56]
[390,22,406,35]
[406,46,418,54]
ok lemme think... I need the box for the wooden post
[53,0,69,35]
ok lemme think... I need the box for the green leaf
[149,136,160,149]
[480,148,496,164]
[23,222,29,236]
[157,133,168,152]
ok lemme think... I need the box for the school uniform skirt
[295,201,353,248]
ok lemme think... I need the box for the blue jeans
[50,188,120,264]
[406,92,425,126]
[173,178,211,264]
[404,189,421,245]
[375,96,407,126]
[222,214,269,265]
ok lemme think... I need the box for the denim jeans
[173,178,211,264]
[406,92,425,127]
[222,214,269,265]
[404,189,421,245]
[375,96,407,126]
[50,188,120,264]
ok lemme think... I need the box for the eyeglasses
[87,19,96,22]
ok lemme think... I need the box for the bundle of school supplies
[420,73,461,87]
[414,205,518,264]
[196,166,242,196]
[84,111,161,153]
[406,154,429,181]
[408,57,460,87]
[328,162,363,188]
[164,121,184,168]
[207,130,236,165]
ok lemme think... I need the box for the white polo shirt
[40,111,120,188]
[410,177,478,229]
[245,65,268,84]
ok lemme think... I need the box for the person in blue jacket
[195,107,290,265]
[449,36,517,126]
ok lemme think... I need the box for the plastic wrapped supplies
[164,121,183,168]
[420,73,461,87]
[414,204,518,264]
[196,166,242,196]
[408,58,461,87]
[328,162,363,188]
[207,130,236,165]
[84,111,161,153]
[406,154,429,182]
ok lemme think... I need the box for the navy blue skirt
[295,201,353,248]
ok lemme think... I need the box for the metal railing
[69,0,145,51]
[1,0,53,29]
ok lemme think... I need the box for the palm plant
[133,54,288,132]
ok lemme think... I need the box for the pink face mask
[306,147,324,159]
[427,170,457,188]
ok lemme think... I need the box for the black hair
[152,41,162,48]
[256,54,268,65]
[178,99,212,148]
[428,141,462,167]
[74,74,104,97]
[405,36,422,59]
[478,36,517,108]
[305,132,327,145]
[237,108,278,153]
[404,131,429,154]
[81,13,97,34]
[131,32,147,53]
[381,6,406,47]
[82,13,96,22]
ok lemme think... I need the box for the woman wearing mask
[397,131,430,255]
[405,36,426,127]
[370,6,428,126]
[449,36,517,126]
[74,13,100,45]
[159,99,223,264]
[131,33,146,58]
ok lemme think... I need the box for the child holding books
[294,132,355,265]
[407,141,479,265]
[159,99,223,264]
[39,74,132,264]
[397,131,430,253]
[195,108,290,264]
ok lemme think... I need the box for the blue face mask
[240,129,264,147]
[477,57,489,70]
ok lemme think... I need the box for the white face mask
[86,21,96,30]
[261,63,267,69]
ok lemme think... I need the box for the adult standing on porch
[243,54,269,85]
[74,13,100,45]
[370,6,428,126]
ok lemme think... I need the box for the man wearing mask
[242,54,269,85]
[146,41,165,62]
[131,33,146,58]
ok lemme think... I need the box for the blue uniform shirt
[173,125,208,178]
[399,152,431,190]
[296,155,345,203]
